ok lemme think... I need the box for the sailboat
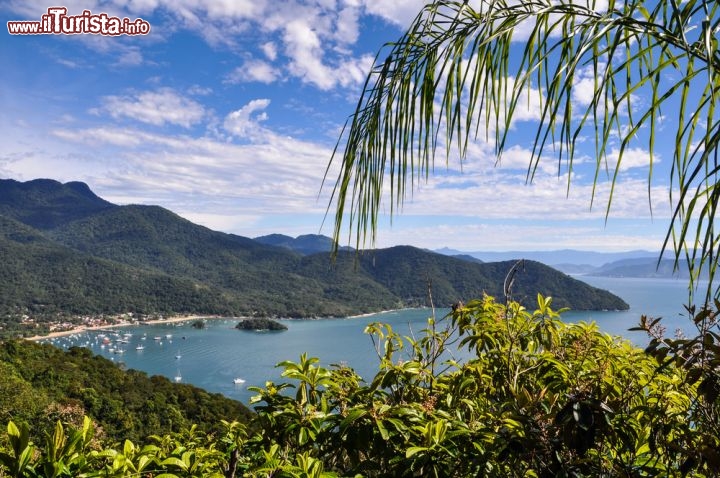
[174,371,182,382]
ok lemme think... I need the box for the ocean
[42,276,702,405]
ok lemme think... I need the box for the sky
[0,0,678,252]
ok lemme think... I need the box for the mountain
[451,254,484,264]
[254,233,353,255]
[0,215,244,319]
[435,247,659,268]
[350,248,626,311]
[0,179,629,337]
[0,178,114,229]
[590,257,698,279]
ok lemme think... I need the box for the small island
[235,317,288,331]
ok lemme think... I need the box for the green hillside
[352,247,628,310]
[0,216,250,337]
[0,179,628,338]
[0,339,251,443]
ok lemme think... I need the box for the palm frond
[326,0,720,300]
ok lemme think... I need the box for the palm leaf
[326,0,720,300]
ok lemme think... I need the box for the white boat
[174,373,182,382]
[135,345,145,350]
[233,378,246,384]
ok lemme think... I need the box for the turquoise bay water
[562,276,698,341]
[44,276,699,405]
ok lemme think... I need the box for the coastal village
[3,312,201,340]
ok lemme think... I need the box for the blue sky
[1,1,675,252]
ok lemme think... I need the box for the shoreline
[24,307,429,342]
[25,314,221,341]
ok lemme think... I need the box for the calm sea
[42,276,702,405]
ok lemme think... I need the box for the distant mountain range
[254,233,353,255]
[435,247,660,269]
[434,247,696,278]
[0,179,629,335]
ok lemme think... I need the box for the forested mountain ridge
[0,179,628,338]
[0,178,115,229]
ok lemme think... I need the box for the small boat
[233,378,246,384]
[153,336,162,341]
[135,345,145,350]
[174,373,182,382]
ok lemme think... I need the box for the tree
[327,0,720,299]
[325,3,720,471]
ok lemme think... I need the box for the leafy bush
[1,294,715,476]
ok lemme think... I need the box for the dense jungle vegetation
[1,296,718,476]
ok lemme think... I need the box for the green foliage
[633,304,720,474]
[0,340,252,444]
[1,295,717,476]
[243,295,715,476]
[235,318,288,331]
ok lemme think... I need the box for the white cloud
[334,4,361,44]
[100,88,205,128]
[393,171,672,222]
[56,58,81,68]
[117,48,144,66]
[225,60,280,84]
[223,99,271,139]
[261,41,278,60]
[187,84,213,96]
[178,212,263,232]
[281,15,374,89]
[605,147,658,172]
[283,19,334,89]
[49,120,338,220]
[362,0,426,27]
[373,221,666,252]
[54,127,144,146]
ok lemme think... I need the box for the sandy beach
[25,309,414,341]
[25,314,221,341]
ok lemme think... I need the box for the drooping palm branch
[326,0,720,298]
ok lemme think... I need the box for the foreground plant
[250,295,701,476]
[2,295,715,476]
